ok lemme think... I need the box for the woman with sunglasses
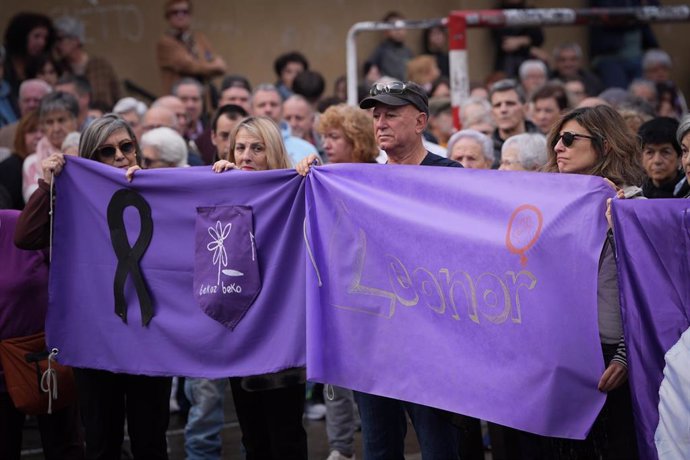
[15,114,173,460]
[213,116,308,460]
[542,105,645,459]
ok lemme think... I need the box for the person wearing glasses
[15,114,173,459]
[542,105,645,458]
[156,0,227,97]
[353,80,462,459]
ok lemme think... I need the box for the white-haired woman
[446,129,494,169]
[140,126,188,168]
[498,132,547,171]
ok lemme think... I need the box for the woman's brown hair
[13,110,40,159]
[543,105,645,187]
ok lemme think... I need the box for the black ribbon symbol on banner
[107,189,154,326]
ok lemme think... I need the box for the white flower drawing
[207,220,231,285]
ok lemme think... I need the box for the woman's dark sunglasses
[555,131,596,148]
[95,140,136,158]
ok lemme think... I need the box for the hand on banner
[41,153,66,185]
[212,160,238,173]
[125,165,140,182]
[295,154,321,176]
[603,178,624,230]
[598,361,627,392]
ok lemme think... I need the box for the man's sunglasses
[369,81,408,96]
[555,132,597,148]
[94,140,136,158]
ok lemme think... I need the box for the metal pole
[448,13,468,130]
[345,18,445,106]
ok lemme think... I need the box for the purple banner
[611,199,690,460]
[305,163,611,439]
[50,158,614,439]
[49,157,306,378]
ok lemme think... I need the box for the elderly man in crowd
[172,78,205,142]
[283,94,321,152]
[113,96,147,140]
[157,80,204,164]
[149,94,203,165]
[189,75,253,164]
[0,79,52,151]
[446,129,494,169]
[152,95,188,135]
[498,133,547,171]
[141,105,178,134]
[518,59,548,100]
[251,83,318,166]
[460,96,495,137]
[355,79,462,460]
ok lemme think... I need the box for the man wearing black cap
[359,80,461,168]
[355,80,462,460]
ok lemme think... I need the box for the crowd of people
[1,0,689,459]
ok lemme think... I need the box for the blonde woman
[213,115,307,460]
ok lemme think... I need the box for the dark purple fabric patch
[194,206,261,330]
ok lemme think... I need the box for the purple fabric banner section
[611,199,690,460]
[304,163,610,439]
[48,157,306,378]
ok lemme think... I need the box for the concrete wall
[1,0,688,103]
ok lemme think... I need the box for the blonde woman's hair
[226,116,289,170]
